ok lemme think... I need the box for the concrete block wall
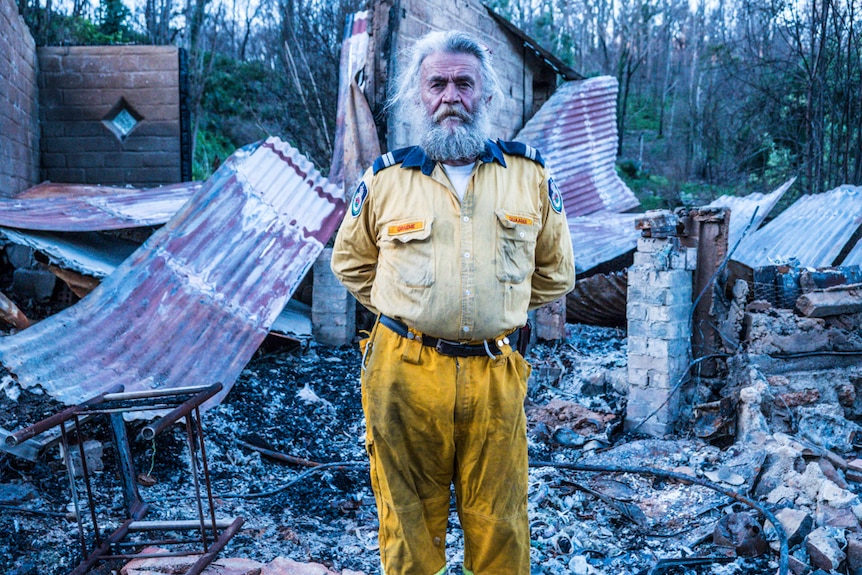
[0,0,39,197]
[312,248,356,346]
[625,234,695,436]
[38,46,183,187]
[372,0,549,150]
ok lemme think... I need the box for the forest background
[14,0,862,210]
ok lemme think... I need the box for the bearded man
[331,30,575,575]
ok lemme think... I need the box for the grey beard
[413,103,491,163]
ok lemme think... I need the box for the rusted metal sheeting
[568,212,641,274]
[0,137,346,408]
[566,270,628,327]
[0,228,138,277]
[731,185,862,269]
[707,178,793,248]
[0,228,314,341]
[329,10,379,188]
[515,76,639,217]
[0,182,200,231]
[843,237,862,266]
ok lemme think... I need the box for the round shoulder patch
[350,181,368,217]
[548,177,564,214]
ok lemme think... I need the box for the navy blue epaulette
[495,140,545,167]
[372,146,419,174]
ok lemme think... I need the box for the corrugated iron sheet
[568,212,641,274]
[843,238,862,266]
[566,270,627,327]
[515,76,639,217]
[330,10,379,188]
[0,144,256,232]
[731,185,862,269]
[0,137,346,408]
[707,178,793,248]
[0,228,313,340]
[0,182,199,231]
[0,229,138,277]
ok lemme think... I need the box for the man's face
[419,51,485,132]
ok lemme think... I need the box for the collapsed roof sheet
[0,229,138,277]
[843,238,862,267]
[0,182,200,231]
[515,76,639,217]
[0,227,313,340]
[731,185,862,269]
[0,137,346,408]
[707,178,793,249]
[568,212,641,274]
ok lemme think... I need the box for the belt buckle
[435,339,456,354]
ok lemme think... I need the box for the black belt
[378,315,518,357]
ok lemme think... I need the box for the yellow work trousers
[360,320,532,575]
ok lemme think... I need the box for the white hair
[388,30,503,113]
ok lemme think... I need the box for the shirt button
[462,326,470,333]
[519,231,525,238]
[464,289,471,295]
[464,252,470,258]
[463,216,470,222]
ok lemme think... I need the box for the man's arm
[529,171,575,310]
[331,170,380,314]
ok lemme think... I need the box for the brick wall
[39,46,183,187]
[0,0,39,197]
[368,0,556,150]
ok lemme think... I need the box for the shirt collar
[401,140,508,176]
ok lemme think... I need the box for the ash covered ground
[1,324,779,575]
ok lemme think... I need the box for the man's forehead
[420,51,482,78]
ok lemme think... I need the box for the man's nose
[442,81,460,103]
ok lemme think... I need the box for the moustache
[433,105,474,125]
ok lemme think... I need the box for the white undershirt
[441,162,475,201]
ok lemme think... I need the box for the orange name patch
[388,221,424,235]
[506,214,533,225]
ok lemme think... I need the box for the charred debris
[1,149,862,575]
[1,15,862,575]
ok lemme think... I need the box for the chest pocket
[495,210,538,284]
[379,218,435,287]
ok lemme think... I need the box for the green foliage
[618,163,737,211]
[625,94,662,132]
[23,1,142,45]
[193,127,235,180]
[96,0,131,38]
[192,54,281,179]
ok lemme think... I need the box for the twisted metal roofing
[0,137,346,408]
[0,228,138,277]
[731,185,862,269]
[707,178,793,249]
[515,76,639,217]
[843,238,862,266]
[0,182,199,231]
[568,212,641,274]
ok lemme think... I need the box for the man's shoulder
[372,146,420,174]
[495,140,545,167]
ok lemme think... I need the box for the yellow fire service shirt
[331,140,576,342]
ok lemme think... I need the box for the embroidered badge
[350,181,368,217]
[548,177,563,214]
[505,214,534,226]
[388,221,424,235]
